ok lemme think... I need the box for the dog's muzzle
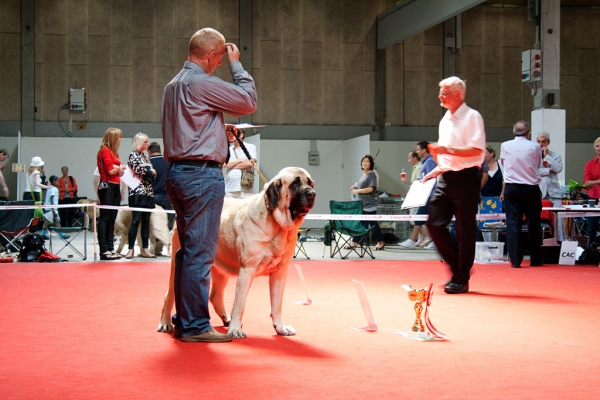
[291,189,316,220]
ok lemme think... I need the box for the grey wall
[0,1,599,133]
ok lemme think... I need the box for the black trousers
[504,183,542,266]
[128,210,151,250]
[352,210,383,244]
[97,183,120,254]
[426,167,480,285]
[58,198,77,227]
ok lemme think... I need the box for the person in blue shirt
[41,175,69,240]
[399,141,437,249]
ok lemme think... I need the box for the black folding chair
[294,228,311,259]
[326,200,375,259]
[0,217,41,254]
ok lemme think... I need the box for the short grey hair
[439,76,466,98]
[537,131,551,142]
[513,120,530,137]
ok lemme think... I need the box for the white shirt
[500,136,542,185]
[437,102,486,172]
[224,142,257,194]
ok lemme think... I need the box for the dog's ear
[266,178,282,209]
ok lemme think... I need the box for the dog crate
[377,198,410,244]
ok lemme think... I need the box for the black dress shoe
[530,262,544,267]
[512,264,521,268]
[173,326,182,338]
[444,282,469,294]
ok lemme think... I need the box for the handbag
[129,193,155,208]
[232,147,255,189]
[241,169,255,189]
[142,165,155,184]
[69,176,78,198]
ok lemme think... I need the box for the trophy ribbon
[423,283,446,339]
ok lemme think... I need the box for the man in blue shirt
[161,28,257,343]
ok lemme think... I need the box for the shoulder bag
[233,147,255,189]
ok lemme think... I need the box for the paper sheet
[120,167,141,190]
[401,179,436,210]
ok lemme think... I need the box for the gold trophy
[399,284,445,340]
[408,287,429,333]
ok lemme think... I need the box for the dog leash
[229,128,269,184]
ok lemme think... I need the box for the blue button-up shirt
[161,61,257,163]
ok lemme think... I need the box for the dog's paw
[156,322,174,333]
[275,324,296,336]
[228,327,246,339]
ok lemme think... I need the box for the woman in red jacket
[58,166,78,227]
[97,127,127,260]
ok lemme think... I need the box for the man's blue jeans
[166,162,224,336]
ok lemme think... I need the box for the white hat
[30,156,44,167]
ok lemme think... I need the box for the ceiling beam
[377,0,486,50]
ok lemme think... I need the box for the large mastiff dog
[158,167,315,338]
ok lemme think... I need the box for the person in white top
[423,76,486,295]
[223,125,257,199]
[24,156,53,202]
[500,121,544,268]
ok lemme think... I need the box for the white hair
[132,132,149,152]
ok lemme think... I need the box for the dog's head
[265,167,316,230]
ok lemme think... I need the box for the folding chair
[294,228,311,259]
[48,226,87,260]
[0,217,41,254]
[326,200,375,259]
[478,196,505,242]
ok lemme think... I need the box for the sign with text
[559,240,578,265]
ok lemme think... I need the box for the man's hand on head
[225,43,240,62]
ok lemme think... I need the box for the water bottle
[351,183,358,200]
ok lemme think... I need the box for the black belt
[172,160,222,169]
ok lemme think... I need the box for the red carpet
[1,259,599,399]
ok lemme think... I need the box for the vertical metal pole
[21,0,35,136]
[239,0,252,124]
[375,49,387,141]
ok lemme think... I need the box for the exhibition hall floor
[1,241,599,399]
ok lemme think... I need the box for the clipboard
[401,179,436,210]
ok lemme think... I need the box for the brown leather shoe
[180,328,233,343]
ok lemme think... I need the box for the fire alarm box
[522,50,542,82]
